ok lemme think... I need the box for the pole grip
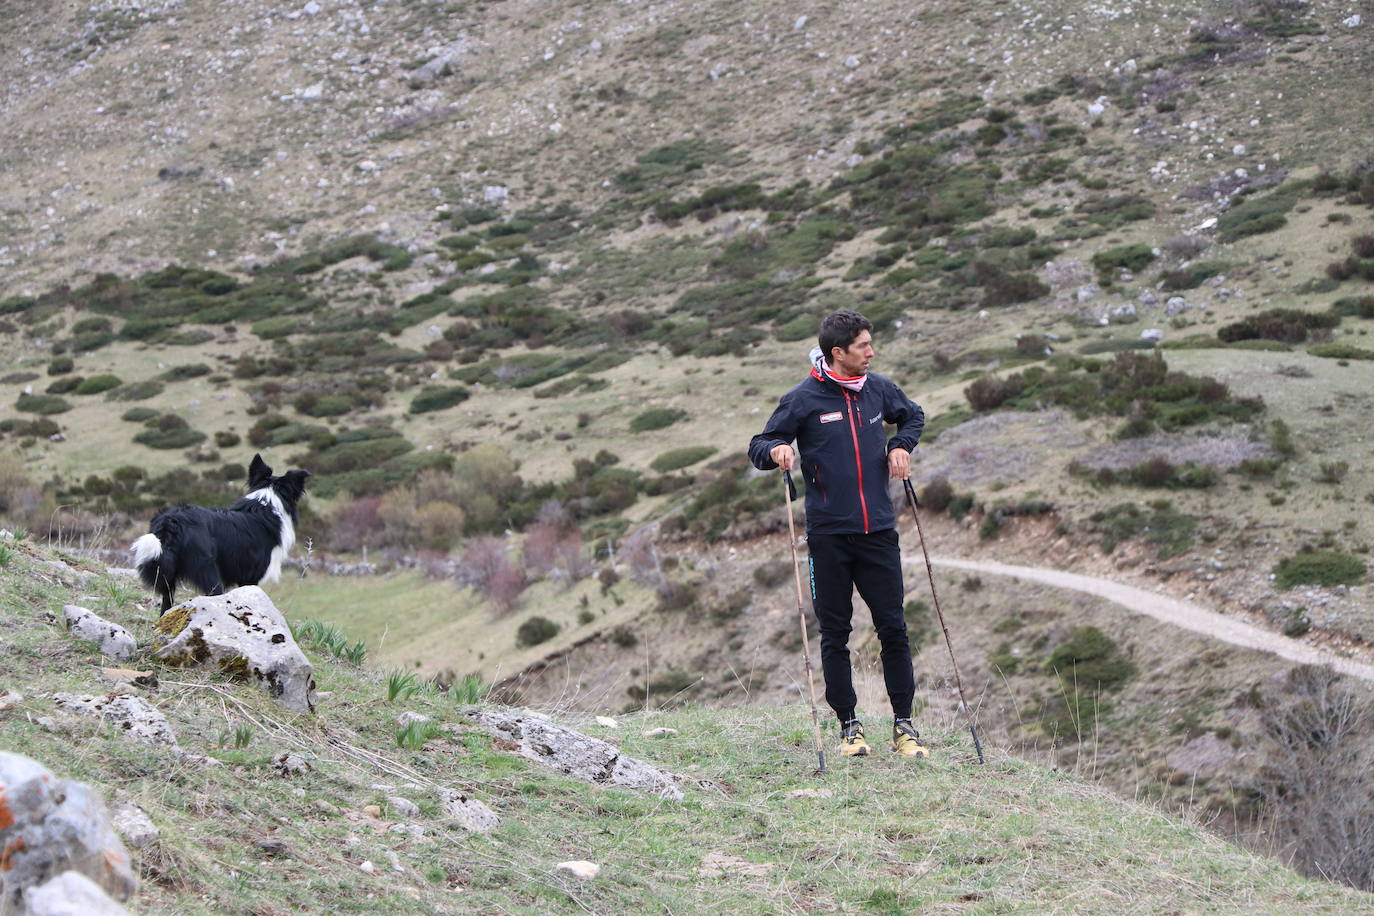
[783,469,798,502]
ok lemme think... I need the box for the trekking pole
[902,478,985,765]
[783,470,827,775]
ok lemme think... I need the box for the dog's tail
[133,514,181,604]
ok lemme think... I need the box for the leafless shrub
[1075,433,1271,473]
[620,525,665,590]
[459,536,526,615]
[1255,666,1374,891]
[487,564,528,616]
[327,495,383,552]
[1163,233,1211,261]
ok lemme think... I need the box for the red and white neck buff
[809,346,867,392]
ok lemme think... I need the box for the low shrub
[650,446,716,473]
[1217,308,1339,344]
[45,376,83,395]
[409,385,471,414]
[47,356,74,376]
[1308,343,1374,361]
[159,363,212,382]
[15,394,71,415]
[1273,550,1366,588]
[134,424,208,449]
[920,478,954,512]
[73,375,122,395]
[121,407,159,423]
[1046,625,1137,690]
[752,559,792,589]
[630,407,687,433]
[1089,501,1196,557]
[515,615,561,648]
[1092,243,1155,276]
[107,380,165,401]
[1217,186,1299,242]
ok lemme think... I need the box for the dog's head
[247,454,312,515]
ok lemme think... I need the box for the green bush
[515,616,560,648]
[1217,188,1297,242]
[650,446,716,473]
[630,407,687,433]
[121,407,160,423]
[159,364,212,382]
[47,356,74,376]
[1092,243,1155,275]
[107,380,165,401]
[1308,343,1374,361]
[1273,550,1366,589]
[1217,308,1339,344]
[15,394,71,415]
[134,425,207,449]
[45,377,83,395]
[1089,502,1196,558]
[1045,626,1137,690]
[409,385,471,414]
[73,374,123,395]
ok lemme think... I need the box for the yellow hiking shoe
[892,720,930,758]
[839,720,871,757]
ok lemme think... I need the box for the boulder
[152,587,316,714]
[51,694,177,747]
[23,870,130,915]
[439,789,499,834]
[62,607,136,661]
[470,710,686,800]
[0,752,137,910]
[109,804,158,851]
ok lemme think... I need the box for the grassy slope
[1,539,1370,914]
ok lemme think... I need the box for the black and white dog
[132,454,311,615]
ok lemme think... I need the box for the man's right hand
[770,444,796,471]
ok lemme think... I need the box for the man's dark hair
[818,310,873,363]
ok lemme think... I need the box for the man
[748,310,928,758]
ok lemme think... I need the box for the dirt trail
[912,556,1374,683]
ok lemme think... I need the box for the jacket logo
[819,411,843,424]
[869,414,882,425]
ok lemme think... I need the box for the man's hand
[888,447,911,480]
[770,444,796,471]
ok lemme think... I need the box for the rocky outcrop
[61,607,136,661]
[152,587,316,714]
[50,694,177,747]
[470,710,686,800]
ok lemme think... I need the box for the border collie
[131,454,311,615]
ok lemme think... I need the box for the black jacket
[748,370,924,535]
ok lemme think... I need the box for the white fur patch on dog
[245,486,296,583]
[131,533,162,566]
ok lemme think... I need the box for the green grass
[1,537,1370,913]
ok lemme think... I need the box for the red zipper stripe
[844,391,870,533]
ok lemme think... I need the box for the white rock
[63,607,136,661]
[388,797,421,818]
[52,694,177,747]
[844,55,861,69]
[299,83,324,101]
[784,788,834,799]
[643,728,679,738]
[1232,144,1246,156]
[359,860,376,874]
[153,587,316,714]
[356,160,379,172]
[23,871,130,916]
[395,711,430,726]
[1141,329,1165,342]
[1343,14,1361,27]
[303,1,321,14]
[483,185,508,204]
[793,15,807,29]
[556,860,600,879]
[439,789,500,833]
[110,804,158,850]
[0,752,137,909]
[594,716,618,729]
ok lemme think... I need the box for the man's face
[831,330,874,377]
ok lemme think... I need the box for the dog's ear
[276,469,312,501]
[248,453,272,488]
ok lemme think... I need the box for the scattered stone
[99,669,158,691]
[1141,329,1165,342]
[387,796,420,818]
[0,752,137,909]
[483,185,508,205]
[844,55,861,69]
[63,607,136,661]
[52,694,177,747]
[389,823,426,837]
[698,851,775,878]
[794,15,807,29]
[470,710,687,800]
[1166,296,1189,315]
[556,860,600,879]
[272,753,312,777]
[255,837,289,857]
[439,789,499,834]
[1344,14,1362,27]
[0,689,23,711]
[784,788,834,800]
[1137,290,1159,308]
[594,715,618,729]
[110,804,158,850]
[362,805,382,819]
[359,860,376,875]
[23,870,130,916]
[384,850,404,873]
[395,711,430,727]
[152,587,316,714]
[643,728,678,738]
[313,800,340,816]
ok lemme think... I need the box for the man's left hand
[888,447,910,480]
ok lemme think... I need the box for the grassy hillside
[2,538,1372,914]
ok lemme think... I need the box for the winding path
[908,556,1374,683]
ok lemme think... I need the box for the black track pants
[807,528,915,723]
